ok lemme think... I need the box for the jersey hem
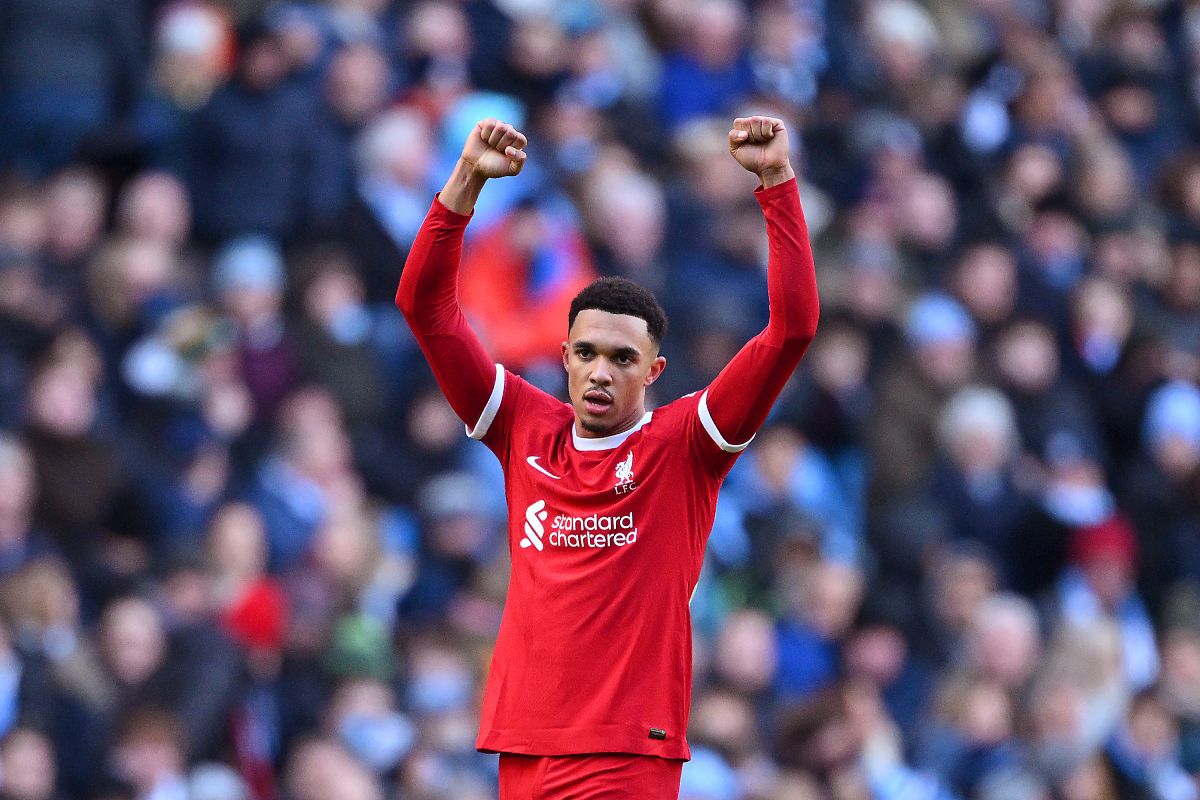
[476,726,691,761]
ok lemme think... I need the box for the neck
[574,405,646,440]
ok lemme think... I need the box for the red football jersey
[395,177,818,763]
[470,370,747,760]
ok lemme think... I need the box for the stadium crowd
[2,0,1200,798]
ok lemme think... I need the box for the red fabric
[223,578,288,650]
[1071,514,1138,566]
[472,374,783,758]
[705,179,819,444]
[396,179,818,760]
[395,197,497,429]
[498,753,683,800]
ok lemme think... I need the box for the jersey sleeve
[471,369,567,468]
[698,178,819,453]
[395,195,499,430]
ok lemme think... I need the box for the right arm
[394,119,528,432]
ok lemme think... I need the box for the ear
[644,355,667,387]
[561,341,570,372]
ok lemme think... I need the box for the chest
[510,433,667,508]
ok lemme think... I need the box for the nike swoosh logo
[526,456,560,480]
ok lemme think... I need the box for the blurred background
[2,0,1200,798]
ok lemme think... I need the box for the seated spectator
[929,386,1032,569]
[134,1,235,172]
[22,351,131,567]
[1123,381,1200,613]
[917,543,1001,667]
[283,737,383,800]
[0,0,140,176]
[726,425,860,564]
[114,174,192,248]
[869,293,978,507]
[248,387,355,572]
[0,437,55,575]
[656,0,752,130]
[960,593,1041,692]
[211,236,299,424]
[1106,691,1197,800]
[293,247,386,428]
[106,707,189,800]
[85,237,184,374]
[915,672,1021,797]
[950,242,1019,343]
[53,597,169,796]
[187,22,331,243]
[0,558,100,705]
[323,677,414,778]
[0,727,58,800]
[842,606,934,735]
[1052,516,1159,691]
[775,560,863,701]
[992,319,1101,460]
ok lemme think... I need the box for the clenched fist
[728,116,795,188]
[461,118,528,179]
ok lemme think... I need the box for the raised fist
[460,118,528,179]
[728,116,791,180]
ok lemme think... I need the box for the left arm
[702,117,819,450]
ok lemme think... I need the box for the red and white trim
[466,364,506,440]
[572,411,653,451]
[697,389,754,453]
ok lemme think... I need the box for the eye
[575,348,593,360]
[616,354,634,365]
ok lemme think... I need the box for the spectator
[0,437,55,575]
[187,22,331,243]
[656,0,752,130]
[869,293,977,506]
[929,386,1030,566]
[248,387,354,571]
[0,0,140,176]
[115,173,192,248]
[458,201,597,373]
[1052,516,1159,691]
[0,728,58,800]
[211,236,299,423]
[2,2,1200,796]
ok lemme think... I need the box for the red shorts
[498,753,683,800]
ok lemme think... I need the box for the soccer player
[396,116,818,799]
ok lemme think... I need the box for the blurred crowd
[3,0,1200,798]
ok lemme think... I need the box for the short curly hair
[568,277,668,347]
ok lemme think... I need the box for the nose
[589,358,613,386]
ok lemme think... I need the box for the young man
[396,116,818,799]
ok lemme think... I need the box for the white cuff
[698,389,754,453]
[466,364,505,440]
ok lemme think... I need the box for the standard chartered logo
[521,500,548,550]
[520,500,638,552]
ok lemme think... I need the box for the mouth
[583,389,613,416]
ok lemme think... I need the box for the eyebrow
[574,341,641,359]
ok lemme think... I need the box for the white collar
[572,411,653,451]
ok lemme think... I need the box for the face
[562,309,665,438]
